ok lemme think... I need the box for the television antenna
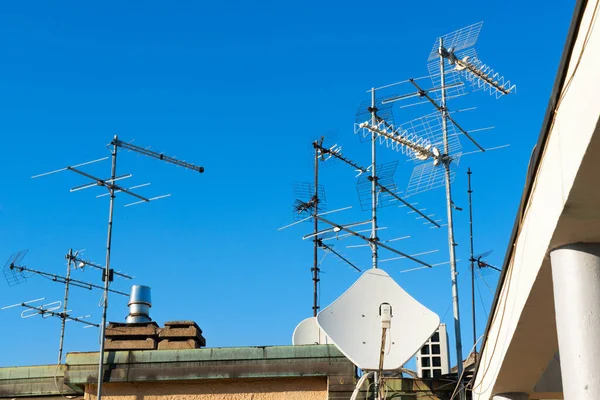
[1,298,98,330]
[354,22,515,399]
[2,249,129,362]
[32,135,204,400]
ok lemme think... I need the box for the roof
[0,345,356,399]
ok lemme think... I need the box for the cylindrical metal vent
[126,285,152,323]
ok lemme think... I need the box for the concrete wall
[84,378,327,400]
[472,0,600,398]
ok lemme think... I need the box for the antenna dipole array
[2,248,130,362]
[31,135,204,400]
[344,20,515,400]
[2,298,99,328]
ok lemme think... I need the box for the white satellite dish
[316,268,439,371]
[292,317,330,345]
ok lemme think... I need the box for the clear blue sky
[0,1,574,368]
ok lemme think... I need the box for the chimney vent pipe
[126,285,152,323]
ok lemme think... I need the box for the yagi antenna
[427,21,515,99]
[3,251,127,295]
[2,298,99,327]
[355,22,516,400]
[32,135,204,400]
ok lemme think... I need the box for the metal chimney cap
[128,285,152,307]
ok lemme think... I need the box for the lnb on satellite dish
[316,268,439,371]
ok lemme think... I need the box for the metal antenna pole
[440,37,465,400]
[467,168,476,351]
[312,140,320,317]
[57,248,73,363]
[370,88,378,270]
[97,135,118,400]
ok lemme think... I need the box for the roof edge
[473,0,590,382]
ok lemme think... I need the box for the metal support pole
[370,88,378,271]
[57,248,73,363]
[550,243,600,400]
[312,141,320,317]
[97,135,118,400]
[439,38,465,400]
[467,168,476,351]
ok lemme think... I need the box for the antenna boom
[112,139,204,173]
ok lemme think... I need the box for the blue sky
[0,1,574,368]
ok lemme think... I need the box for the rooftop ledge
[0,344,356,398]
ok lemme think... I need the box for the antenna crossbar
[407,79,485,152]
[314,142,368,174]
[370,179,441,228]
[67,167,149,202]
[112,139,204,173]
[314,215,432,268]
[9,264,128,296]
[317,240,361,272]
[67,254,133,280]
[19,303,99,327]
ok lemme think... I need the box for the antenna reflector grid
[3,250,29,286]
[292,182,327,221]
[427,21,483,61]
[405,153,462,196]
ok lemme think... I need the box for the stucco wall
[84,377,327,400]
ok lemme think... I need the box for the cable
[350,372,374,400]
[449,335,485,400]
[476,268,495,296]
[475,275,489,321]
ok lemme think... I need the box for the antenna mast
[370,89,378,270]
[439,37,465,398]
[58,249,73,363]
[312,139,321,316]
[97,137,118,400]
[468,168,476,352]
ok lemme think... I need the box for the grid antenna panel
[427,21,483,61]
[356,161,398,211]
[292,182,327,221]
[3,250,30,287]
[405,153,462,197]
